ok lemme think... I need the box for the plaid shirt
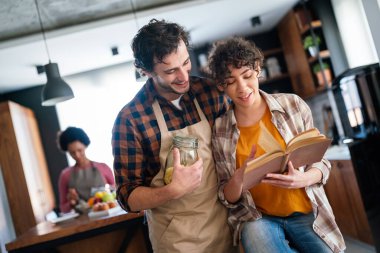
[112,76,229,212]
[212,91,346,252]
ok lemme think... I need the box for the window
[56,63,144,168]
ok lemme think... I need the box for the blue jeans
[241,212,333,253]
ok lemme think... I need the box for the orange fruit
[87,197,95,207]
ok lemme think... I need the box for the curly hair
[57,127,91,152]
[207,37,264,85]
[132,19,190,73]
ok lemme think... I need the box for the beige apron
[147,99,236,253]
[68,164,105,200]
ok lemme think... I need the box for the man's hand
[169,148,203,199]
[127,148,204,211]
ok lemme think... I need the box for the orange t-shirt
[236,108,312,216]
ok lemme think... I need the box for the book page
[287,135,327,153]
[257,121,282,153]
[287,128,320,147]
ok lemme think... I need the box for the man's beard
[156,78,189,96]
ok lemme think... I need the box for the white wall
[361,0,380,62]
[56,62,144,168]
[0,166,16,253]
[331,0,379,68]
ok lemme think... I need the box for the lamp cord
[130,0,140,30]
[34,0,51,63]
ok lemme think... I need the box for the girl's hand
[235,145,257,182]
[224,145,257,203]
[261,161,311,189]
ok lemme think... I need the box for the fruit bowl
[88,203,123,218]
[87,190,117,208]
[86,189,121,217]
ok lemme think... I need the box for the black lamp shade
[41,63,74,106]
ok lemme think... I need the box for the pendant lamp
[34,0,74,106]
[41,63,74,106]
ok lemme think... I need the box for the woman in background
[57,126,115,213]
[207,37,345,253]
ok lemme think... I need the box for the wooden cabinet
[277,8,334,99]
[0,101,55,236]
[277,10,316,98]
[300,19,334,90]
[324,160,373,245]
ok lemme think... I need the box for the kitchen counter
[324,145,351,160]
[5,210,151,253]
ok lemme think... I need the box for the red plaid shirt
[112,76,229,211]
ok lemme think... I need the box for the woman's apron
[146,99,236,253]
[68,165,105,200]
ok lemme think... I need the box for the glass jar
[164,135,199,185]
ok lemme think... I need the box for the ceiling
[0,0,298,94]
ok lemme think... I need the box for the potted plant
[303,35,321,57]
[313,62,332,87]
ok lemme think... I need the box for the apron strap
[189,99,208,136]
[194,98,207,122]
[152,100,169,134]
[152,98,207,135]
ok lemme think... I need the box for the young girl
[208,37,345,253]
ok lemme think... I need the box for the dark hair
[57,127,90,151]
[132,18,190,73]
[207,37,264,85]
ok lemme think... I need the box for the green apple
[101,192,114,202]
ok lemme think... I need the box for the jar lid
[173,135,198,149]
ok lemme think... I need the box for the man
[112,19,237,253]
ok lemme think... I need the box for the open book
[243,123,332,190]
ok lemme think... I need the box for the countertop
[324,145,351,160]
[5,210,145,252]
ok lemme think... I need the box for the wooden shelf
[301,20,322,34]
[259,73,289,85]
[263,48,282,57]
[278,7,335,99]
[308,50,330,63]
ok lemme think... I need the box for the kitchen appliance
[332,63,380,140]
[332,63,380,252]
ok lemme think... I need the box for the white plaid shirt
[212,90,346,252]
